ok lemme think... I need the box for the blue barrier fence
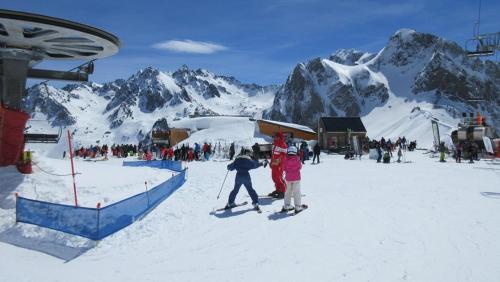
[122,160,183,172]
[16,169,187,240]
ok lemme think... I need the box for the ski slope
[1,150,500,281]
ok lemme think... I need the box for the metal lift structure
[464,0,499,58]
[0,9,120,166]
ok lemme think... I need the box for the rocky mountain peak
[265,29,500,136]
[329,49,368,66]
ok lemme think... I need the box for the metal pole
[145,181,150,207]
[216,170,230,199]
[96,202,101,240]
[67,130,78,207]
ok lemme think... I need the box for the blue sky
[3,0,499,85]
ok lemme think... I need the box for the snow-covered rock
[264,29,500,146]
[24,66,278,145]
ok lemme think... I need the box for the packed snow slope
[1,151,500,281]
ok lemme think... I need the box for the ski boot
[280,205,294,213]
[267,191,279,197]
[224,202,237,210]
[253,203,262,213]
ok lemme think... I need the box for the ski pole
[216,170,230,199]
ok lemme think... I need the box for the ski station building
[318,117,367,151]
[151,128,191,147]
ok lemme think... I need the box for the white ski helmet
[287,146,298,155]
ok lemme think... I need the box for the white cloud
[152,40,228,54]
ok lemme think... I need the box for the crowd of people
[441,141,479,164]
[73,144,109,159]
[368,136,417,164]
[139,142,241,162]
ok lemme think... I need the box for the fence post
[96,202,101,240]
[14,192,18,224]
[67,130,78,207]
[145,181,150,207]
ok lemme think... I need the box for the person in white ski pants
[283,146,304,212]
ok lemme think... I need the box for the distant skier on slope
[268,132,287,199]
[312,142,321,164]
[229,142,235,160]
[225,147,268,210]
[282,146,307,214]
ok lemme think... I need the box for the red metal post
[67,130,78,207]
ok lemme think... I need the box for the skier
[397,147,402,163]
[312,142,321,164]
[439,142,446,162]
[455,142,462,163]
[466,143,473,163]
[299,141,307,164]
[225,147,268,210]
[376,142,382,163]
[383,150,391,163]
[282,146,306,214]
[145,150,153,162]
[194,143,200,160]
[187,148,194,162]
[252,142,261,160]
[229,142,235,160]
[268,132,287,198]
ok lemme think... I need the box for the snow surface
[1,148,500,281]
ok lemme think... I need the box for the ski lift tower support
[0,9,120,166]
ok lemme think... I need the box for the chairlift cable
[476,0,481,37]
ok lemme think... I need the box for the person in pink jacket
[282,146,306,214]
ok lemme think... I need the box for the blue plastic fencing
[16,169,187,240]
[122,160,183,172]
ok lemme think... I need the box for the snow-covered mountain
[23,29,500,148]
[23,66,278,145]
[265,29,500,146]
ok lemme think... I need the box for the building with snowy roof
[255,119,316,141]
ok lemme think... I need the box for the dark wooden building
[151,128,190,147]
[318,117,367,151]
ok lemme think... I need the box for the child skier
[281,146,306,214]
[225,147,268,211]
[397,147,402,163]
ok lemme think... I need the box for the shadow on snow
[0,225,97,262]
[480,192,500,199]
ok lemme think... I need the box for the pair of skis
[215,201,262,213]
[215,202,308,216]
[278,204,308,216]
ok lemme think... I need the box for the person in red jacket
[145,151,153,162]
[167,146,174,160]
[268,132,287,198]
[187,148,194,161]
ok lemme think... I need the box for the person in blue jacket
[225,147,268,209]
